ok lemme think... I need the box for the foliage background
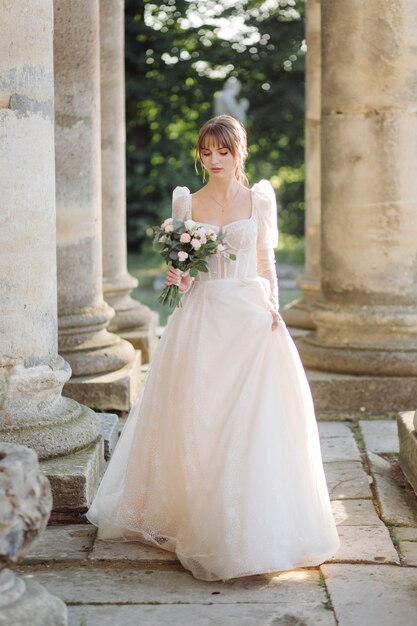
[125,0,305,253]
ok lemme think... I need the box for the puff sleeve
[253,180,279,312]
[172,186,191,220]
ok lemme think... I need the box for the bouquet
[151,217,236,309]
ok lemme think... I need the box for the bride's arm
[256,246,279,313]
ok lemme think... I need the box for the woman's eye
[220,151,228,156]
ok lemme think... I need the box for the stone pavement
[16,418,417,626]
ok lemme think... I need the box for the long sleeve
[257,247,279,312]
[253,180,279,312]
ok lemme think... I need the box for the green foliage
[125,0,305,252]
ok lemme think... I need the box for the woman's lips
[211,167,222,173]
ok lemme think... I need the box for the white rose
[191,238,202,250]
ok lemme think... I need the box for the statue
[214,77,249,124]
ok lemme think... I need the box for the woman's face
[200,139,236,180]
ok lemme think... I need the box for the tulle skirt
[87,277,340,581]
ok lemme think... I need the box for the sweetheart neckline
[190,213,256,231]
[189,189,255,231]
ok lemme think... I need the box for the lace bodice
[172,180,280,311]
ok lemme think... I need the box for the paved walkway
[18,419,417,626]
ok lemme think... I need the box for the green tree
[125,0,305,252]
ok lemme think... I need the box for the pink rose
[164,224,174,233]
[178,251,189,261]
[180,232,191,243]
[191,239,202,250]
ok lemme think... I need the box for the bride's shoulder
[251,180,277,214]
[251,179,276,200]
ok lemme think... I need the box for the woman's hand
[270,310,283,331]
[165,266,192,293]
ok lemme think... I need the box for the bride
[87,115,340,582]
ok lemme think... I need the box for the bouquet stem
[158,285,182,309]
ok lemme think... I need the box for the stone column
[100,0,158,364]
[0,0,99,460]
[54,0,141,410]
[299,0,417,377]
[300,0,417,377]
[283,0,321,330]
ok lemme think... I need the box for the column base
[306,369,417,412]
[0,571,67,626]
[282,275,320,330]
[299,336,417,376]
[105,287,154,332]
[297,302,417,376]
[282,297,318,329]
[397,412,417,496]
[41,412,119,519]
[62,349,142,411]
[0,357,100,461]
[120,310,159,364]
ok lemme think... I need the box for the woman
[87,115,340,582]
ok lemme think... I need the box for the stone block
[22,566,331,607]
[320,435,361,462]
[331,499,383,527]
[22,525,96,564]
[97,412,119,460]
[324,461,372,500]
[307,370,417,412]
[89,540,178,563]
[367,451,417,526]
[63,350,142,412]
[41,439,104,514]
[69,602,337,626]
[326,526,399,564]
[359,420,399,454]
[397,411,417,495]
[321,564,417,626]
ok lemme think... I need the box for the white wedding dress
[87,180,340,581]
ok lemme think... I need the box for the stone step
[321,564,417,626]
[67,603,337,626]
[20,566,332,614]
[22,524,96,564]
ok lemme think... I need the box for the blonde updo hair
[195,115,248,185]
